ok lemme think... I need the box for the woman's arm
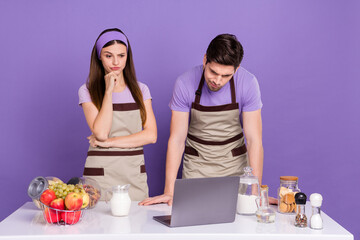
[82,72,118,141]
[89,98,157,148]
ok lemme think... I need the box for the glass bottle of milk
[237,167,260,215]
[106,184,131,217]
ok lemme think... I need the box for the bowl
[39,201,85,225]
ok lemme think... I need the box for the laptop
[153,176,240,227]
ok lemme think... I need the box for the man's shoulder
[177,65,202,84]
[234,66,256,82]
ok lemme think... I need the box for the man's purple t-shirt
[78,82,152,105]
[169,65,262,113]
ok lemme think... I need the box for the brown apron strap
[84,165,146,176]
[187,132,243,145]
[195,72,205,104]
[87,150,144,156]
[113,103,139,111]
[230,77,236,104]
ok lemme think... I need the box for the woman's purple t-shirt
[169,65,262,113]
[78,82,152,105]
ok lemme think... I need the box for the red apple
[40,189,56,206]
[65,192,83,210]
[61,211,81,225]
[50,198,65,210]
[44,207,61,223]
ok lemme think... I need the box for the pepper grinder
[294,192,307,227]
[309,193,323,229]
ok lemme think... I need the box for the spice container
[237,166,260,215]
[294,192,307,227]
[277,176,300,214]
[310,193,323,229]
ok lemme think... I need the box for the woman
[78,28,157,201]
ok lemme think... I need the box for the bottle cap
[310,193,323,207]
[27,176,49,199]
[295,192,307,204]
[239,167,259,185]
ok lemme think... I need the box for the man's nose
[214,75,222,84]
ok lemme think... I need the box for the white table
[0,202,353,240]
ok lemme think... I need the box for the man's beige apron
[183,72,249,178]
[83,103,149,201]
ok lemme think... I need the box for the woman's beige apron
[183,72,249,178]
[83,103,149,201]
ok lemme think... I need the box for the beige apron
[83,103,149,201]
[183,72,249,178]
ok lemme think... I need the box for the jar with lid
[277,176,300,214]
[237,166,260,215]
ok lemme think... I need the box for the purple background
[0,0,358,238]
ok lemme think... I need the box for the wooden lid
[280,176,298,181]
[260,185,268,189]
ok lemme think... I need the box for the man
[140,34,263,206]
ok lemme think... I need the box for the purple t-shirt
[169,65,262,113]
[78,82,152,105]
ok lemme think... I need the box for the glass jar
[237,166,260,215]
[277,176,300,214]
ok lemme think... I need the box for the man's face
[203,55,237,92]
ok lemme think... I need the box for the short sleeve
[169,77,191,112]
[78,84,92,105]
[139,82,152,101]
[241,76,263,112]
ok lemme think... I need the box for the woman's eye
[106,55,111,58]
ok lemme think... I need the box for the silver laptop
[153,176,240,227]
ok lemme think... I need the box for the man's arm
[242,109,263,184]
[139,111,189,206]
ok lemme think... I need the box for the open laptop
[153,176,240,227]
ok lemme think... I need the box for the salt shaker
[310,193,323,229]
[294,192,307,227]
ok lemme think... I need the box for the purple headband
[96,31,128,59]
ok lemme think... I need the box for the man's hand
[138,194,173,206]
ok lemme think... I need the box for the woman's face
[100,43,127,75]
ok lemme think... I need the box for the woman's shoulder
[137,81,152,100]
[78,83,88,93]
[78,83,91,105]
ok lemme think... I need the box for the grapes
[49,182,86,199]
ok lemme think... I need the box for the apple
[65,192,83,210]
[40,189,56,206]
[81,192,90,209]
[61,211,81,225]
[50,198,65,210]
[44,207,61,223]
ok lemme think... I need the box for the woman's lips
[111,67,120,71]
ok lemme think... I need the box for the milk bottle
[106,184,131,217]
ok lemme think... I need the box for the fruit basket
[28,176,101,225]
[39,201,85,225]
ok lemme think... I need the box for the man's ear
[203,54,207,69]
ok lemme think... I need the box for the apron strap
[230,77,236,104]
[195,72,205,104]
[195,71,236,104]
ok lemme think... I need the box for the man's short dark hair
[206,34,244,69]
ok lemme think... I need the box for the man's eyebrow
[209,67,233,77]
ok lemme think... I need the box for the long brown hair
[86,28,146,126]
